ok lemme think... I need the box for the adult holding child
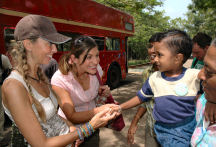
[51,35,117,146]
[191,38,216,146]
[2,14,118,147]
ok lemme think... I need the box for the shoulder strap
[0,54,2,69]
[96,70,103,85]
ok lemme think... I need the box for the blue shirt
[137,68,200,124]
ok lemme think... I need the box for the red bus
[0,0,134,89]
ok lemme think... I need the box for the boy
[117,29,200,147]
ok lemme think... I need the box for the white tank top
[3,71,70,142]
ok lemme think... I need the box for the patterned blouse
[191,94,216,147]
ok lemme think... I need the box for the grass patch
[128,59,149,66]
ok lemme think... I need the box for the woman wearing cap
[1,14,118,147]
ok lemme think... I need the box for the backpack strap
[192,58,198,68]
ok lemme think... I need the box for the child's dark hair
[192,32,212,49]
[149,32,163,43]
[147,32,163,48]
[159,29,192,63]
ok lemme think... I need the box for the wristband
[118,105,122,113]
[207,100,216,105]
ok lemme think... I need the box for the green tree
[185,1,216,38]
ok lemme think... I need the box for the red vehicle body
[0,0,134,88]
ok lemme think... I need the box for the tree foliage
[191,0,216,10]
[185,1,216,38]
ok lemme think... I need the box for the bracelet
[77,127,84,140]
[88,122,95,133]
[207,100,216,105]
[80,126,88,137]
[86,123,92,136]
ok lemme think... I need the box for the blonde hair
[10,39,53,122]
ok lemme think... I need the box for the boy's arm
[127,106,146,144]
[120,96,142,110]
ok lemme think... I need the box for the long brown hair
[59,36,97,75]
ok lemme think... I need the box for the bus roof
[0,0,134,36]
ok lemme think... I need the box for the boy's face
[154,41,178,73]
[148,43,156,64]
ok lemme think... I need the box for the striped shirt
[137,68,200,124]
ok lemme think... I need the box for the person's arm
[2,54,12,69]
[127,106,146,144]
[2,79,116,146]
[120,96,142,110]
[52,85,115,124]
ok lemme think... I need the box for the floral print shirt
[191,94,216,147]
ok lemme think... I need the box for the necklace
[27,75,41,82]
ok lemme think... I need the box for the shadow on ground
[100,73,146,147]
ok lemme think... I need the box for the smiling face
[27,38,57,65]
[74,47,100,75]
[198,45,216,101]
[154,41,178,73]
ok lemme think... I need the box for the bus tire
[107,65,120,89]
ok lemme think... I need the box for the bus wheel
[107,65,120,89]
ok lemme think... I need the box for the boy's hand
[127,124,137,144]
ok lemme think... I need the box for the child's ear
[175,53,184,64]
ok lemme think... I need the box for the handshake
[90,104,122,130]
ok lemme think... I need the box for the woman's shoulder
[51,70,74,87]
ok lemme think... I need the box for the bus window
[58,32,80,52]
[106,37,120,51]
[4,28,15,52]
[92,36,104,51]
[125,22,133,31]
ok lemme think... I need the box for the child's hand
[127,123,137,144]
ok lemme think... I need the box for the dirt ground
[99,73,145,147]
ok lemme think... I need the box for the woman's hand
[98,85,110,97]
[205,102,216,124]
[95,104,119,114]
[90,108,117,129]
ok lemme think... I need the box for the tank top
[3,71,70,145]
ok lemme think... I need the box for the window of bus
[4,28,15,53]
[91,36,105,51]
[57,32,81,52]
[105,37,120,51]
